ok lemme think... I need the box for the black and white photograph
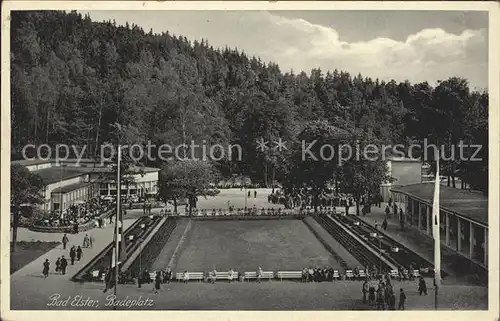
[1,1,498,318]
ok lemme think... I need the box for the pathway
[10,219,137,309]
[355,203,483,285]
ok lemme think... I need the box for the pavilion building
[11,159,159,212]
[390,182,488,268]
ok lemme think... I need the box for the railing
[126,218,177,280]
[313,215,392,271]
[71,215,165,283]
[337,214,441,277]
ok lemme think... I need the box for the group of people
[41,233,88,278]
[301,267,338,282]
[361,274,427,310]
[142,203,153,215]
[35,197,114,229]
[362,277,406,310]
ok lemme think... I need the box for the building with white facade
[379,156,423,202]
[11,159,159,212]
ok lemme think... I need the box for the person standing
[62,233,69,250]
[183,270,189,284]
[89,234,94,248]
[42,259,50,278]
[376,288,385,310]
[83,234,90,248]
[398,288,406,310]
[368,286,376,305]
[69,246,76,265]
[76,246,83,261]
[362,280,369,303]
[385,205,390,217]
[254,190,257,198]
[418,276,427,295]
[154,271,161,294]
[388,198,392,207]
[257,267,263,283]
[382,218,388,231]
[55,257,61,274]
[165,266,172,284]
[60,256,68,275]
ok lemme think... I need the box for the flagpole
[432,150,441,311]
[114,144,121,309]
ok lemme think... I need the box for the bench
[175,272,205,282]
[345,270,354,280]
[411,269,421,278]
[214,271,239,281]
[244,271,274,281]
[276,271,302,281]
[332,270,340,280]
[358,270,366,280]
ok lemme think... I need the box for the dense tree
[11,164,45,251]
[10,11,489,195]
[158,160,220,214]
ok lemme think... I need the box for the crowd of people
[35,197,114,229]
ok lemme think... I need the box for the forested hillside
[10,11,488,194]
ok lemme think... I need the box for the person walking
[385,205,390,217]
[62,233,69,250]
[69,246,76,265]
[42,259,50,278]
[418,276,427,295]
[254,190,257,198]
[60,256,68,275]
[362,280,369,303]
[89,234,94,248]
[398,288,406,310]
[76,246,83,261]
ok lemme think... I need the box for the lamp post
[244,184,248,210]
[138,225,145,288]
[378,235,383,275]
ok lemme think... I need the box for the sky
[81,10,489,90]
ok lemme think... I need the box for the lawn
[10,241,60,274]
[174,219,342,272]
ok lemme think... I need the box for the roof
[35,167,87,185]
[51,181,90,194]
[77,166,159,174]
[11,158,113,166]
[390,183,488,226]
[387,156,422,163]
[11,159,52,166]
